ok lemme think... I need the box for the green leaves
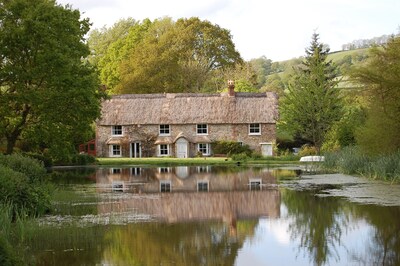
[88,17,243,94]
[0,0,104,158]
[280,33,343,153]
[351,37,400,155]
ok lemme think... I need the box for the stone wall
[96,123,276,157]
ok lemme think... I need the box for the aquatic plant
[323,147,400,182]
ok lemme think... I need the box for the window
[249,123,261,135]
[110,145,121,157]
[112,125,123,136]
[158,167,170,173]
[112,181,124,192]
[249,179,262,191]
[131,167,141,176]
[197,124,208,135]
[197,181,209,192]
[111,168,121,174]
[198,143,210,156]
[160,181,171,192]
[158,144,170,156]
[159,124,170,135]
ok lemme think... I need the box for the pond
[28,165,400,265]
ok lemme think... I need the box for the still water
[29,165,400,265]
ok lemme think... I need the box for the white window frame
[159,124,170,136]
[197,143,210,156]
[158,144,170,156]
[197,181,209,192]
[111,125,123,136]
[196,124,208,135]
[249,123,261,135]
[160,180,171,192]
[109,144,122,157]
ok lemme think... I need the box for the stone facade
[96,123,276,158]
[96,90,278,158]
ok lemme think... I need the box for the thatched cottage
[96,84,278,158]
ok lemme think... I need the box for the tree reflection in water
[283,188,400,266]
[282,189,348,266]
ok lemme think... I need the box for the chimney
[227,80,235,97]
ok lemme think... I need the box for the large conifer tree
[280,33,343,153]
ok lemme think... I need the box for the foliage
[298,145,318,157]
[280,33,343,153]
[0,0,105,159]
[231,152,250,161]
[323,146,400,182]
[0,154,51,218]
[211,141,252,157]
[350,37,400,155]
[89,17,242,94]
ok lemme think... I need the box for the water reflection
[96,166,281,224]
[95,166,278,193]
[30,166,400,266]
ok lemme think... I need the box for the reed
[323,147,400,182]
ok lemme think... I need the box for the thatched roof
[98,92,278,125]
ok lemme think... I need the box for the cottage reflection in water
[96,166,281,224]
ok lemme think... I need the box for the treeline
[341,32,400,51]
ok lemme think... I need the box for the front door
[130,142,142,158]
[261,143,273,156]
[176,138,188,158]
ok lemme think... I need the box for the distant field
[327,48,370,62]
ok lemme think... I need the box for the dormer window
[249,123,261,135]
[197,124,208,135]
[112,125,123,136]
[159,124,170,136]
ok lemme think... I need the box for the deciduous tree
[0,0,104,158]
[351,36,400,154]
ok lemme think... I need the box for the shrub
[22,152,53,168]
[231,152,250,161]
[0,154,51,218]
[0,153,46,183]
[71,154,96,165]
[298,144,318,156]
[211,141,252,157]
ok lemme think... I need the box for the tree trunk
[6,133,18,154]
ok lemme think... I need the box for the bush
[298,144,318,157]
[231,152,250,161]
[0,153,46,183]
[22,152,53,168]
[0,154,51,218]
[71,154,96,165]
[211,141,252,157]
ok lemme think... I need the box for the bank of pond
[1,153,400,265]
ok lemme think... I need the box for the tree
[92,17,243,94]
[351,36,400,154]
[0,0,105,158]
[280,33,343,153]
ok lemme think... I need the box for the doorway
[130,142,142,158]
[176,138,188,158]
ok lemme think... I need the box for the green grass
[96,156,301,166]
[327,48,370,62]
[96,157,233,166]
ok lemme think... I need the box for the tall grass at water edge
[323,147,400,183]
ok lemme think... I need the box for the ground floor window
[158,144,170,156]
[197,143,210,156]
[160,180,171,192]
[110,144,121,157]
[197,181,209,192]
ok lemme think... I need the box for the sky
[57,0,399,61]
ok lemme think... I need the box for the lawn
[96,156,300,166]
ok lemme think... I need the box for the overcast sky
[57,0,399,61]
